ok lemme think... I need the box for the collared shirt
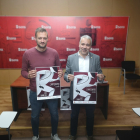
[78,51,89,72]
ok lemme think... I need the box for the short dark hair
[35,27,48,38]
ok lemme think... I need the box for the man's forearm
[64,73,70,83]
[21,70,29,79]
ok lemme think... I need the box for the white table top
[132,108,140,117]
[0,111,17,128]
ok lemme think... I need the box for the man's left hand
[58,69,63,78]
[97,74,105,81]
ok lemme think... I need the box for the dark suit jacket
[64,52,103,100]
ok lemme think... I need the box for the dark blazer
[64,52,103,100]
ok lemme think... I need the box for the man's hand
[28,70,37,79]
[67,74,74,81]
[97,74,105,81]
[58,69,63,78]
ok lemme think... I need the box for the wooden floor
[0,82,140,138]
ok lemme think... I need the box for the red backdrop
[0,16,129,68]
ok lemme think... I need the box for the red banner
[0,16,129,68]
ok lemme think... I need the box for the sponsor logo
[66,25,76,29]
[41,25,51,29]
[90,48,99,51]
[18,48,28,51]
[115,25,125,29]
[16,25,26,29]
[103,58,112,61]
[60,59,66,61]
[9,58,19,62]
[104,36,114,40]
[114,47,123,51]
[66,48,76,51]
[56,37,66,40]
[0,48,3,51]
[91,25,101,29]
[6,36,16,40]
[31,37,35,40]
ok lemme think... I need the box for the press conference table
[10,76,109,121]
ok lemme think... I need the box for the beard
[37,42,47,48]
[79,48,88,55]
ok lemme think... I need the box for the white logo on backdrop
[31,37,35,40]
[9,58,19,62]
[18,48,28,51]
[103,58,112,61]
[66,25,76,29]
[41,25,51,29]
[115,25,125,29]
[91,25,101,29]
[66,48,76,51]
[56,37,66,40]
[6,36,16,40]
[114,47,123,51]
[16,25,26,29]
[104,36,114,40]
[90,48,99,51]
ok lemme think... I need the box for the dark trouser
[30,90,58,136]
[70,101,95,136]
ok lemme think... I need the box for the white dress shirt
[78,51,89,72]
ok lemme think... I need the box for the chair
[116,126,140,140]
[118,61,140,94]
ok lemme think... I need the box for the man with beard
[21,27,63,140]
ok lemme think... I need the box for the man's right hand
[67,74,74,81]
[28,70,37,79]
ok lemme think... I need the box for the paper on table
[132,108,140,116]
